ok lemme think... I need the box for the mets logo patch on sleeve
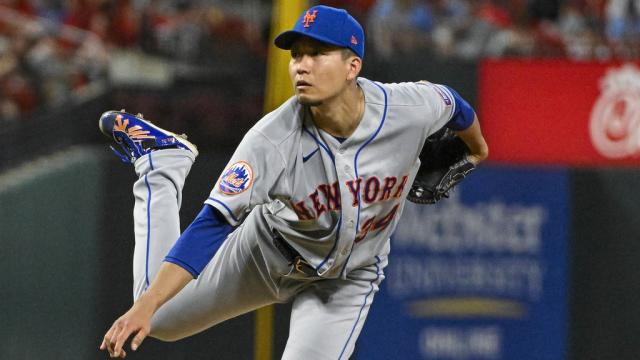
[219,161,254,195]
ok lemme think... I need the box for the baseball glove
[407,128,476,204]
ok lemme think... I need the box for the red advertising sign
[479,59,640,166]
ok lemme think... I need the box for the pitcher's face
[288,37,353,106]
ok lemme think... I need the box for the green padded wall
[0,147,104,359]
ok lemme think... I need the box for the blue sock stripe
[337,257,382,360]
[143,152,155,289]
[144,174,152,289]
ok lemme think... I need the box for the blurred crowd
[0,0,270,120]
[2,0,640,120]
[357,0,640,60]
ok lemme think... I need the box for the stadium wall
[0,147,104,358]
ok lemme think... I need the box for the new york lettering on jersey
[290,175,408,221]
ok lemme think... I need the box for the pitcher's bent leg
[148,210,287,341]
[130,149,287,342]
[131,149,195,300]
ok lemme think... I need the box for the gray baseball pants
[130,150,386,360]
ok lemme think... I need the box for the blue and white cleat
[99,110,198,163]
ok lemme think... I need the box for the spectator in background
[368,0,434,60]
[0,60,38,120]
[483,18,537,58]
[63,0,97,31]
[322,0,377,21]
[0,20,38,120]
[455,0,515,59]
[109,0,139,47]
[605,0,640,57]
[1,0,35,15]
[555,1,609,59]
[0,3,110,121]
[26,35,75,107]
[139,0,205,59]
[139,0,165,54]
[430,0,472,57]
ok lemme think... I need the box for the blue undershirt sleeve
[164,204,234,278]
[443,85,476,131]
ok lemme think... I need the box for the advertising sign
[356,167,568,360]
[479,59,640,166]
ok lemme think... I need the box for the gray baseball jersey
[206,78,455,278]
[126,78,458,359]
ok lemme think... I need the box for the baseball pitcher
[99,5,489,359]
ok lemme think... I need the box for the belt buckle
[294,257,315,277]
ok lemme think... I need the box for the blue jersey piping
[339,80,388,277]
[303,125,343,271]
[337,256,382,359]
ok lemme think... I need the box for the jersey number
[354,204,400,243]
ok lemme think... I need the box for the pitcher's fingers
[102,324,119,353]
[131,328,149,351]
[109,348,127,358]
[112,324,131,357]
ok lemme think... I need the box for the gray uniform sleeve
[205,129,285,226]
[414,81,457,136]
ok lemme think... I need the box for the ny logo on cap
[303,10,318,28]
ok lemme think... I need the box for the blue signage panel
[357,166,568,360]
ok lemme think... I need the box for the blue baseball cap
[274,5,365,58]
